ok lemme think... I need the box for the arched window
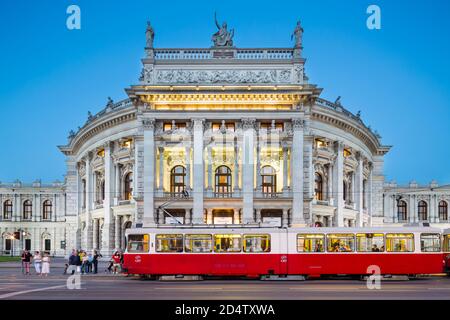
[23,200,32,220]
[439,201,448,221]
[397,200,407,221]
[124,172,133,200]
[81,179,86,209]
[170,166,186,194]
[3,200,12,220]
[261,166,276,195]
[215,166,232,197]
[418,201,428,221]
[42,200,52,220]
[314,173,323,201]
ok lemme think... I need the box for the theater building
[1,21,448,255]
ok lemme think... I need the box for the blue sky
[0,0,449,185]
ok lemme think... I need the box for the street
[0,260,450,300]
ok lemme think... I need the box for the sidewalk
[0,257,109,270]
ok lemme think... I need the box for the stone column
[291,118,305,225]
[185,146,191,191]
[206,208,213,224]
[256,142,262,192]
[233,141,240,195]
[242,118,256,224]
[409,195,416,223]
[158,146,164,193]
[143,119,156,226]
[282,146,289,194]
[102,142,115,255]
[332,141,344,227]
[207,146,213,195]
[52,194,57,222]
[430,195,436,223]
[282,208,289,228]
[255,209,262,224]
[85,155,93,250]
[327,164,333,204]
[93,218,98,250]
[355,155,364,227]
[114,215,121,250]
[233,209,240,224]
[185,209,191,224]
[367,164,373,225]
[192,119,205,224]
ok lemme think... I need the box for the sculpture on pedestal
[212,12,234,47]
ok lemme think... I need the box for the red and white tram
[122,226,445,279]
[443,229,450,275]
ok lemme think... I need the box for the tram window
[356,233,385,252]
[243,234,271,253]
[214,234,242,253]
[297,234,324,252]
[156,234,183,253]
[244,234,270,252]
[444,235,450,252]
[386,233,414,252]
[127,234,149,253]
[326,234,355,252]
[420,233,441,252]
[185,234,212,253]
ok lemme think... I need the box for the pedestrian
[68,249,79,275]
[92,250,102,274]
[76,250,82,274]
[112,251,121,274]
[87,253,93,273]
[81,252,88,274]
[33,251,42,276]
[41,254,50,277]
[21,250,32,275]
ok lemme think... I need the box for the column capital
[142,118,156,130]
[241,118,256,130]
[291,118,304,130]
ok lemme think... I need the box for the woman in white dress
[41,254,50,277]
[33,251,42,275]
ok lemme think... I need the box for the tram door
[278,229,289,275]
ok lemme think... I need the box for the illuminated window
[314,173,323,201]
[3,200,12,220]
[356,233,384,252]
[163,122,186,131]
[386,233,414,252]
[343,148,352,157]
[418,201,428,221]
[124,172,133,200]
[297,234,325,252]
[23,200,32,220]
[243,234,271,253]
[97,149,105,157]
[397,200,407,221]
[184,234,212,253]
[214,234,242,252]
[127,234,149,253]
[122,139,132,149]
[315,139,326,148]
[326,234,355,252]
[420,233,441,252]
[260,122,283,131]
[42,200,52,221]
[261,166,276,195]
[212,122,235,132]
[215,166,232,197]
[170,166,186,194]
[439,201,448,221]
[156,234,183,253]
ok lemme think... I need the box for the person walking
[41,254,50,277]
[32,251,42,276]
[81,252,88,274]
[112,251,121,274]
[21,250,32,275]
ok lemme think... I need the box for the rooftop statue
[212,12,234,47]
[145,21,155,48]
[291,20,304,48]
